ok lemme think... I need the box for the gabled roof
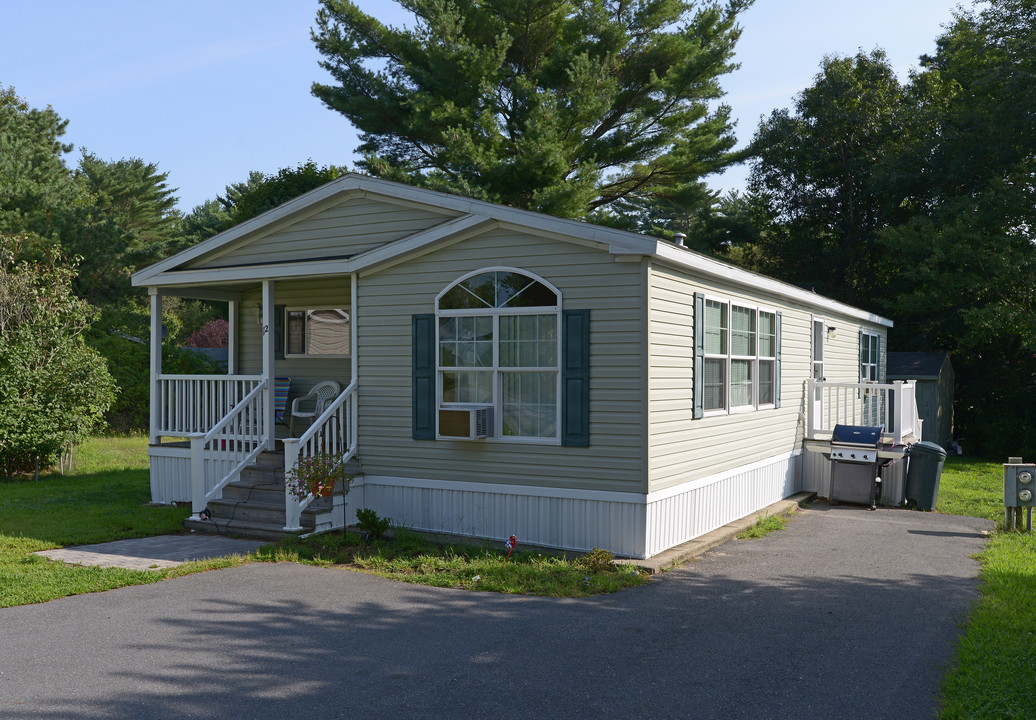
[887,352,951,379]
[133,173,892,327]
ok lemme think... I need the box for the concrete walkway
[34,534,268,570]
[4,504,991,720]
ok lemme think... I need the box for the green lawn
[0,436,196,607]
[937,457,1036,719]
[0,436,645,607]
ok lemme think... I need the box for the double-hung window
[700,297,778,413]
[436,269,561,442]
[860,330,880,381]
[284,307,350,358]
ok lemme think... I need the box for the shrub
[88,301,223,432]
[578,548,616,573]
[0,236,116,475]
[184,317,229,348]
[355,508,391,540]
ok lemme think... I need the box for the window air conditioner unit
[438,405,493,440]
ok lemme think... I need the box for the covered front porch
[145,275,360,537]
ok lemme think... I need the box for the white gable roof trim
[132,173,891,327]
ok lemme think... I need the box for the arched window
[436,269,561,441]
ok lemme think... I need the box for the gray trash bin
[904,441,948,511]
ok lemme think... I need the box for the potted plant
[285,452,351,502]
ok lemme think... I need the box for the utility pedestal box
[1003,461,1035,531]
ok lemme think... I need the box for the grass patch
[737,512,789,539]
[936,456,1006,522]
[0,435,192,608]
[258,529,648,597]
[1,436,646,607]
[937,457,1036,718]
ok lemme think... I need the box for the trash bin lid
[909,441,948,459]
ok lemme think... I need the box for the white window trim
[283,305,351,359]
[702,295,778,416]
[435,268,563,444]
[861,329,880,382]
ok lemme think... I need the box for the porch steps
[183,451,362,541]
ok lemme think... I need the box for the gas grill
[829,424,884,509]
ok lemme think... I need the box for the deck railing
[807,380,922,444]
[187,379,267,518]
[156,374,263,437]
[282,381,358,532]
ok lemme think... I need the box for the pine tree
[312,0,751,218]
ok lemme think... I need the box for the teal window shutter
[561,309,590,447]
[693,293,705,419]
[775,311,782,409]
[412,314,436,440]
[274,305,285,360]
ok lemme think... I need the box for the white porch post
[189,433,206,519]
[227,299,238,374]
[806,379,816,440]
[351,272,358,448]
[148,289,163,444]
[892,380,904,443]
[282,437,302,531]
[262,280,276,451]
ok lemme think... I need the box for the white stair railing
[807,380,919,444]
[187,380,267,519]
[282,381,358,532]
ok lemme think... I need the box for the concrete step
[184,517,304,542]
[181,447,356,542]
[222,482,285,504]
[206,500,288,527]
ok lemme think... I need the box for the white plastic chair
[289,381,341,436]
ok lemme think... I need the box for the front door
[812,318,825,427]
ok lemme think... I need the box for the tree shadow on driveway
[0,506,991,720]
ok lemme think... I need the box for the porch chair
[289,380,341,436]
[274,377,292,427]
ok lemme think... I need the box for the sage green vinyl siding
[187,196,456,270]
[357,228,646,494]
[647,263,886,494]
[237,277,352,396]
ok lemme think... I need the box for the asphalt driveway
[0,505,991,719]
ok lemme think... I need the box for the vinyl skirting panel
[353,451,801,559]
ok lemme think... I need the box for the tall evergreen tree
[0,84,76,239]
[311,0,751,218]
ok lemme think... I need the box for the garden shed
[886,352,954,449]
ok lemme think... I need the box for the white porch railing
[187,379,268,519]
[807,380,922,444]
[156,374,263,436]
[282,380,358,532]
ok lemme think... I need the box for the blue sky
[1,0,960,213]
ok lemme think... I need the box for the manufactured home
[132,174,920,558]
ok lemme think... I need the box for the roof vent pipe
[673,232,687,247]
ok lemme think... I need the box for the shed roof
[886,352,951,380]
